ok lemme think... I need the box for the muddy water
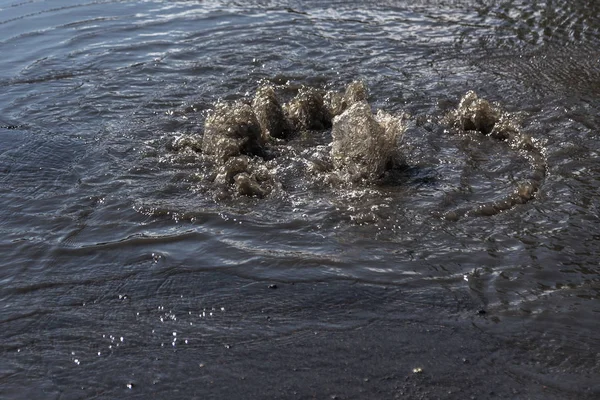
[1,1,599,398]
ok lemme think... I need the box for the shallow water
[1,1,599,398]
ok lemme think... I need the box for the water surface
[1,1,599,398]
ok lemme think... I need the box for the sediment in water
[167,134,203,152]
[195,81,405,198]
[444,90,500,135]
[168,84,540,217]
[202,101,265,164]
[443,90,547,218]
[331,101,405,182]
[201,101,275,197]
[325,80,369,117]
[252,84,293,140]
[284,86,332,131]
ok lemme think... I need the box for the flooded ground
[1,1,599,398]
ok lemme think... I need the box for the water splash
[442,90,547,219]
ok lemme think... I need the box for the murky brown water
[1,1,599,398]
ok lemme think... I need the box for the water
[1,1,599,398]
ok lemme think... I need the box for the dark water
[1,0,599,398]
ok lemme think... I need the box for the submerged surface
[1,0,599,398]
